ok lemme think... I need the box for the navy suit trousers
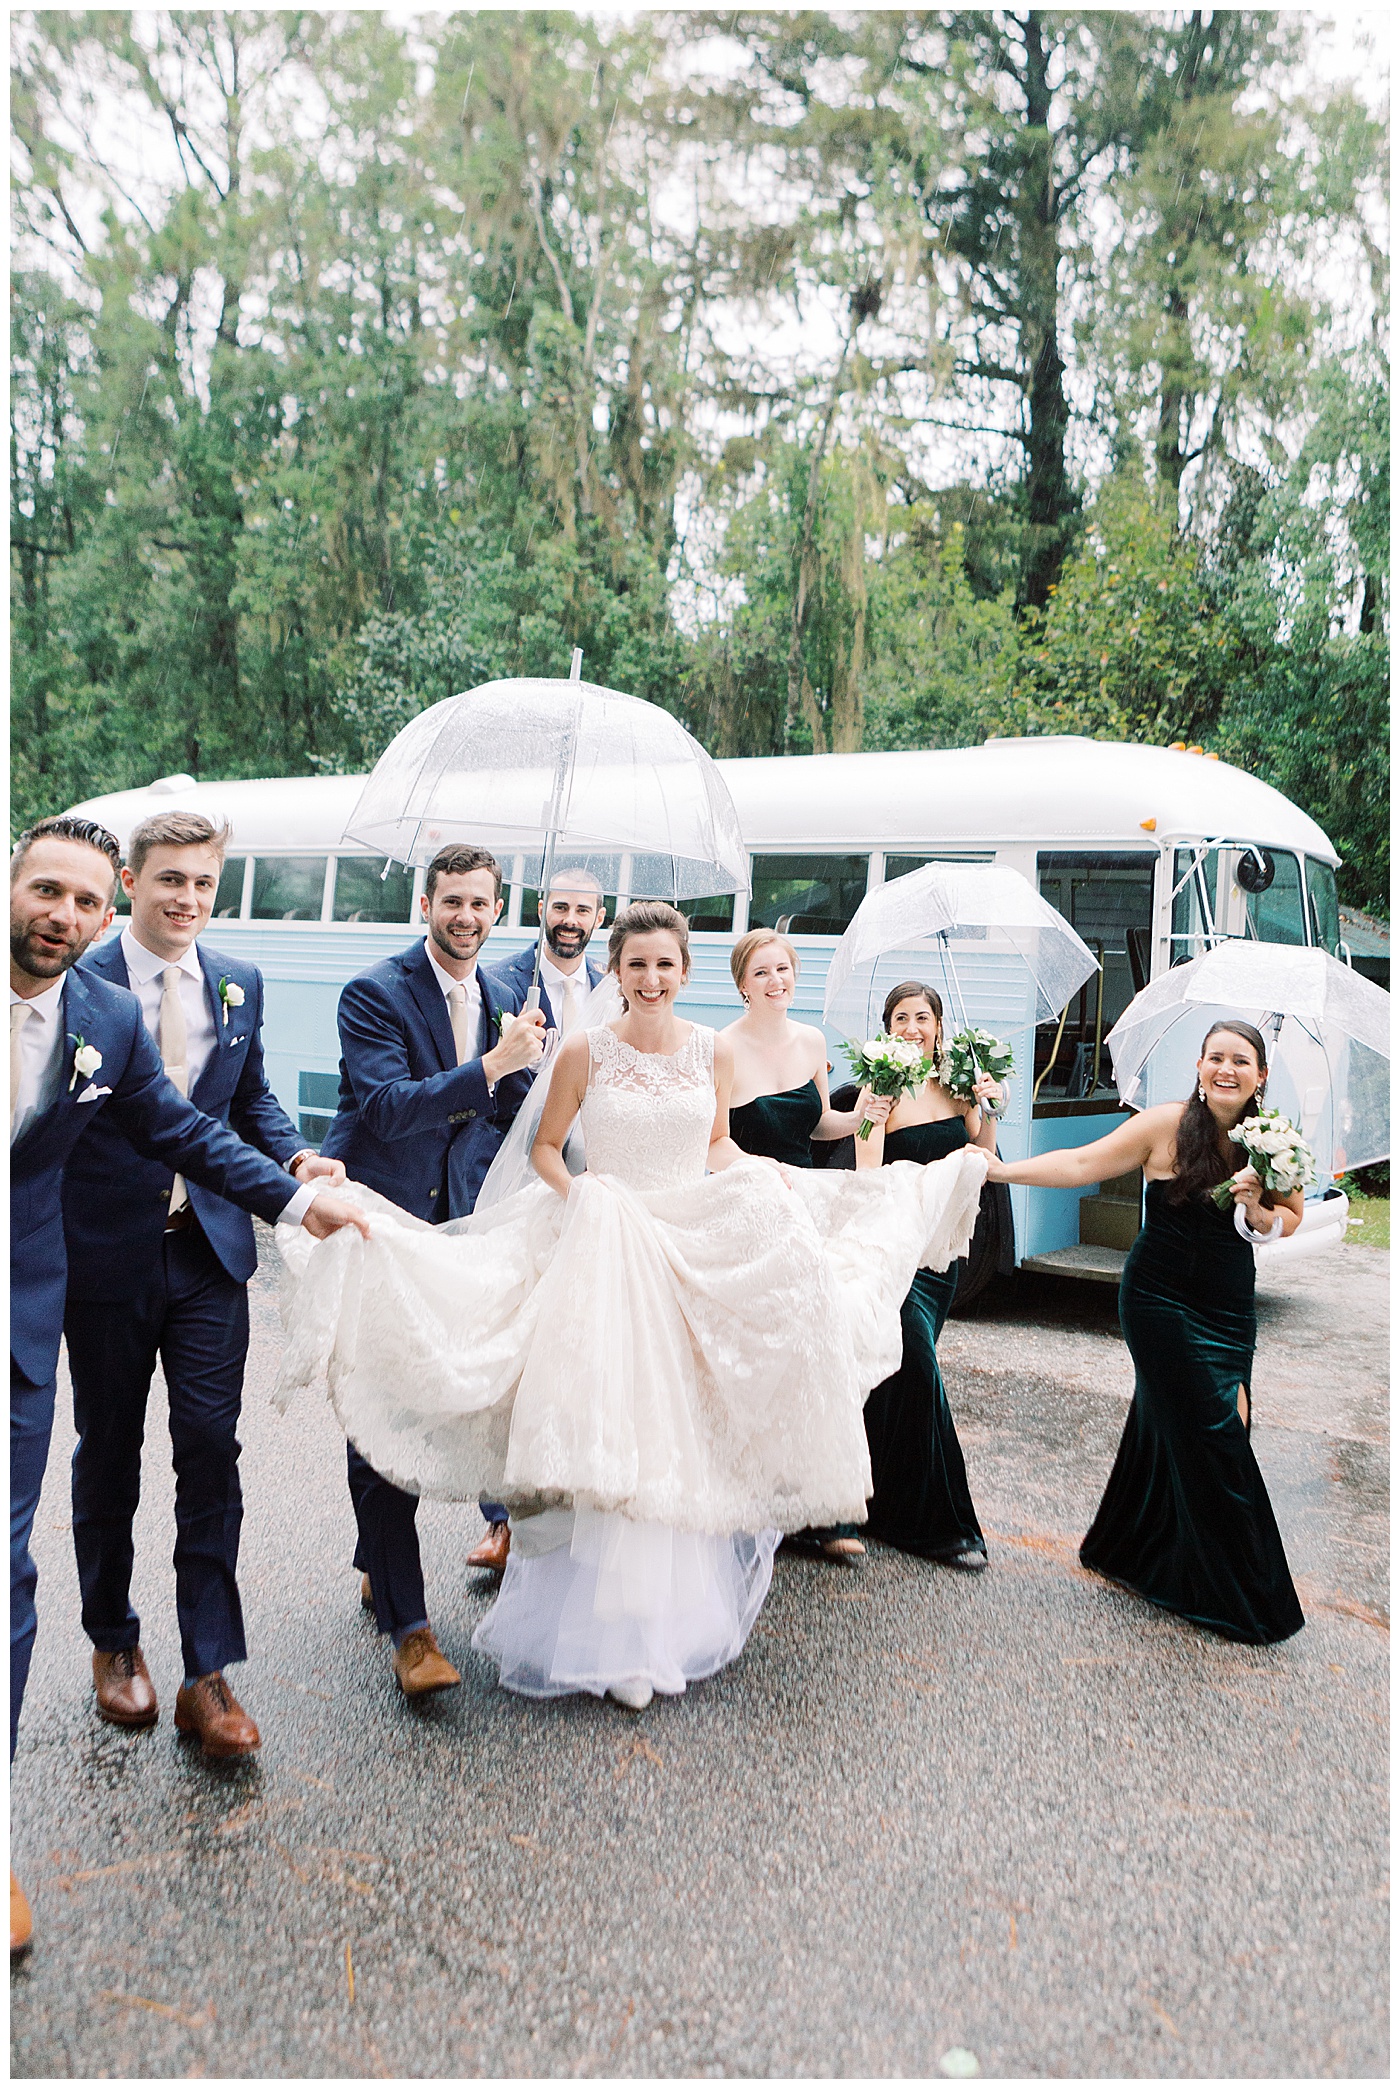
[348,1445,430,1638]
[10,1364,57,1760]
[65,1224,250,1681]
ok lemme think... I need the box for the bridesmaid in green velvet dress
[723,930,887,1562]
[854,982,1003,1568]
[988,1019,1305,1644]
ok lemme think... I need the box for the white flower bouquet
[940,1027,1014,1117]
[1210,1107,1317,1209]
[841,1033,934,1139]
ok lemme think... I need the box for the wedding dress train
[278,1023,987,1697]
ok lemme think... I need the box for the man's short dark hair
[424,843,502,903]
[11,815,122,892]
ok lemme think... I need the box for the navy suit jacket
[486,941,603,1034]
[11,966,301,1388]
[63,939,303,1301]
[320,940,536,1222]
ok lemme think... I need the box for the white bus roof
[65,736,1339,865]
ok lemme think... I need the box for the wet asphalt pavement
[10,1233,1388,2079]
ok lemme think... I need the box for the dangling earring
[1197,1084,1207,1102]
[741,992,750,1006]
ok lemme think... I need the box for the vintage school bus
[71,734,1357,1294]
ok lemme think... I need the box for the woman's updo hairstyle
[1168,1018,1270,1206]
[882,979,945,1033]
[607,899,691,977]
[730,929,799,995]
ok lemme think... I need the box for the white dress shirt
[120,928,218,1091]
[539,950,590,1037]
[9,977,68,1146]
[118,928,316,1227]
[424,938,491,1081]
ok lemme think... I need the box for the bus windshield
[1244,851,1307,945]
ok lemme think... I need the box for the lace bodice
[580,1024,717,1191]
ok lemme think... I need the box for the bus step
[1020,1246,1128,1285]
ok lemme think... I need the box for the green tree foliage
[10,10,1390,913]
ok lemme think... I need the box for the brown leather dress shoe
[93,1646,159,1728]
[466,1522,511,1574]
[392,1628,462,1699]
[11,1869,33,1957]
[173,1673,261,1759]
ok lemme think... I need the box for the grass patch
[1345,1196,1390,1250]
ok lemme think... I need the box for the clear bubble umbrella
[342,655,750,1003]
[1106,942,1391,1175]
[823,863,1100,1046]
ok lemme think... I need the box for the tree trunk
[1017,14,1076,611]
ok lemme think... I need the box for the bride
[277,902,987,1709]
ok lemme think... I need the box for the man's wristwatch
[287,1149,316,1175]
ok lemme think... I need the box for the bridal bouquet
[940,1027,1014,1117]
[1210,1108,1317,1209]
[842,1033,934,1139]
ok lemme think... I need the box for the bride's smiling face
[613,929,689,1011]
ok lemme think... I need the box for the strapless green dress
[1082,1179,1304,1644]
[729,1079,821,1168]
[864,1118,986,1562]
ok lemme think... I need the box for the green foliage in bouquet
[940,1028,1015,1117]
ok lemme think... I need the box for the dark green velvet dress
[1082,1179,1304,1645]
[728,1079,862,1554]
[864,1117,986,1562]
[728,1079,821,1168]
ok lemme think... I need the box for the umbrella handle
[523,983,541,1014]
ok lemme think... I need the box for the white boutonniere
[494,1009,516,1037]
[68,1036,103,1091]
[218,976,245,1027]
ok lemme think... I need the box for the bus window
[676,895,736,931]
[212,856,246,920]
[1170,847,1220,966]
[331,856,414,924]
[1244,851,1306,945]
[298,1070,341,1148]
[1305,858,1342,956]
[1036,853,1156,1102]
[251,857,327,921]
[885,852,995,881]
[750,855,869,935]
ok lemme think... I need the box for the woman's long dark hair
[1167,1019,1269,1205]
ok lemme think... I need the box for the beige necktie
[160,964,190,1216]
[448,982,472,1066]
[10,1001,33,1132]
[559,975,581,1038]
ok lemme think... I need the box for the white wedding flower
[74,1043,102,1077]
[497,1010,517,1037]
[222,981,245,1007]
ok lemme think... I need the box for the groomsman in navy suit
[320,843,545,1698]
[63,810,348,1759]
[469,865,607,1573]
[9,816,368,1957]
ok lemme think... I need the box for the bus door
[1020,852,1157,1268]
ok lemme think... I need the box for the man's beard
[10,916,95,981]
[544,920,593,960]
[429,917,483,965]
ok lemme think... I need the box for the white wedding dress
[277,1022,987,1700]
